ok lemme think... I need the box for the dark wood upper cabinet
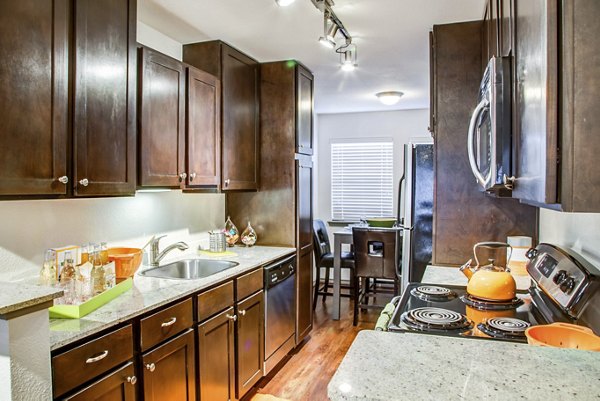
[142,329,196,401]
[183,40,259,191]
[0,0,69,196]
[138,47,186,188]
[186,66,221,188]
[512,0,600,211]
[295,65,314,155]
[431,21,537,265]
[198,307,236,401]
[235,290,264,400]
[73,0,136,196]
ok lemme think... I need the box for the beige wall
[539,208,600,269]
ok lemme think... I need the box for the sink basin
[140,259,239,280]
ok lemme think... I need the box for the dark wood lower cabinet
[198,307,235,401]
[141,329,196,401]
[62,363,136,401]
[236,290,264,399]
[296,245,313,343]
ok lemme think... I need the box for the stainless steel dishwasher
[263,254,296,374]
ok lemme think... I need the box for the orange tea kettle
[460,242,516,301]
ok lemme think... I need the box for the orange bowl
[525,323,600,351]
[108,248,143,282]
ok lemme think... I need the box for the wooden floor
[250,287,392,401]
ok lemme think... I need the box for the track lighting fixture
[275,0,295,6]
[319,12,338,48]
[338,41,357,71]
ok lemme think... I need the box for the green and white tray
[49,278,132,319]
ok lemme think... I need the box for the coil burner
[411,285,458,302]
[477,317,530,340]
[461,294,524,311]
[401,307,472,332]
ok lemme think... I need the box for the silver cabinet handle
[161,317,177,327]
[85,350,108,364]
[179,172,187,182]
[79,178,89,187]
[127,376,137,385]
[239,309,246,316]
[189,172,196,182]
[226,313,237,321]
[57,176,69,184]
[224,179,230,187]
[145,363,156,372]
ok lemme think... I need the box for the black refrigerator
[398,142,434,292]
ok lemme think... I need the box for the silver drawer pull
[127,376,137,385]
[239,309,246,316]
[226,313,237,321]
[146,363,156,372]
[85,350,109,364]
[79,178,89,187]
[57,176,69,184]
[161,317,177,327]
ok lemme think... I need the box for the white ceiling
[138,0,485,114]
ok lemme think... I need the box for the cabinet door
[63,363,136,401]
[236,290,264,399]
[73,0,136,196]
[198,307,235,401]
[295,65,314,155]
[296,159,313,343]
[186,67,221,188]
[142,329,196,401]
[221,45,259,191]
[138,47,186,188]
[513,0,559,205]
[0,0,68,196]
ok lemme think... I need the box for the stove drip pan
[477,317,530,340]
[461,294,524,311]
[401,307,472,332]
[411,285,458,302]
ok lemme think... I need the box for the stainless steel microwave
[467,56,512,192]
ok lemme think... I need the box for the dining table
[331,226,403,320]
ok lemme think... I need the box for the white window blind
[331,141,394,221]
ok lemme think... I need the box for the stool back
[313,219,331,263]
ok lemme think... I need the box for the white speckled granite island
[328,330,600,401]
[49,245,295,351]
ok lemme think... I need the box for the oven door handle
[467,97,490,187]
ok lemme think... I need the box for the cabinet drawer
[236,267,263,301]
[140,298,193,351]
[198,281,234,322]
[52,325,133,398]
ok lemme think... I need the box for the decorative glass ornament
[223,216,239,247]
[241,221,257,247]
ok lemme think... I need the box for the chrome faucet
[148,235,189,267]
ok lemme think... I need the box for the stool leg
[322,266,330,303]
[312,265,321,310]
[353,276,359,326]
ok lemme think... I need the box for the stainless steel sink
[140,259,239,280]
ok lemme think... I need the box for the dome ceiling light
[376,91,404,106]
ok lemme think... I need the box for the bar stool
[352,227,401,326]
[312,220,355,310]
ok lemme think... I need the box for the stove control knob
[553,270,568,285]
[525,248,538,260]
[560,277,576,294]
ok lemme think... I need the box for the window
[331,140,394,221]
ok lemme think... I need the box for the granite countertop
[49,245,295,351]
[0,282,63,319]
[423,265,532,291]
[328,330,600,401]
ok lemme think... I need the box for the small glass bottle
[100,242,109,265]
[241,221,257,247]
[60,251,76,304]
[90,247,105,296]
[79,244,90,265]
[40,249,57,287]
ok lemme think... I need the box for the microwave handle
[467,98,489,186]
